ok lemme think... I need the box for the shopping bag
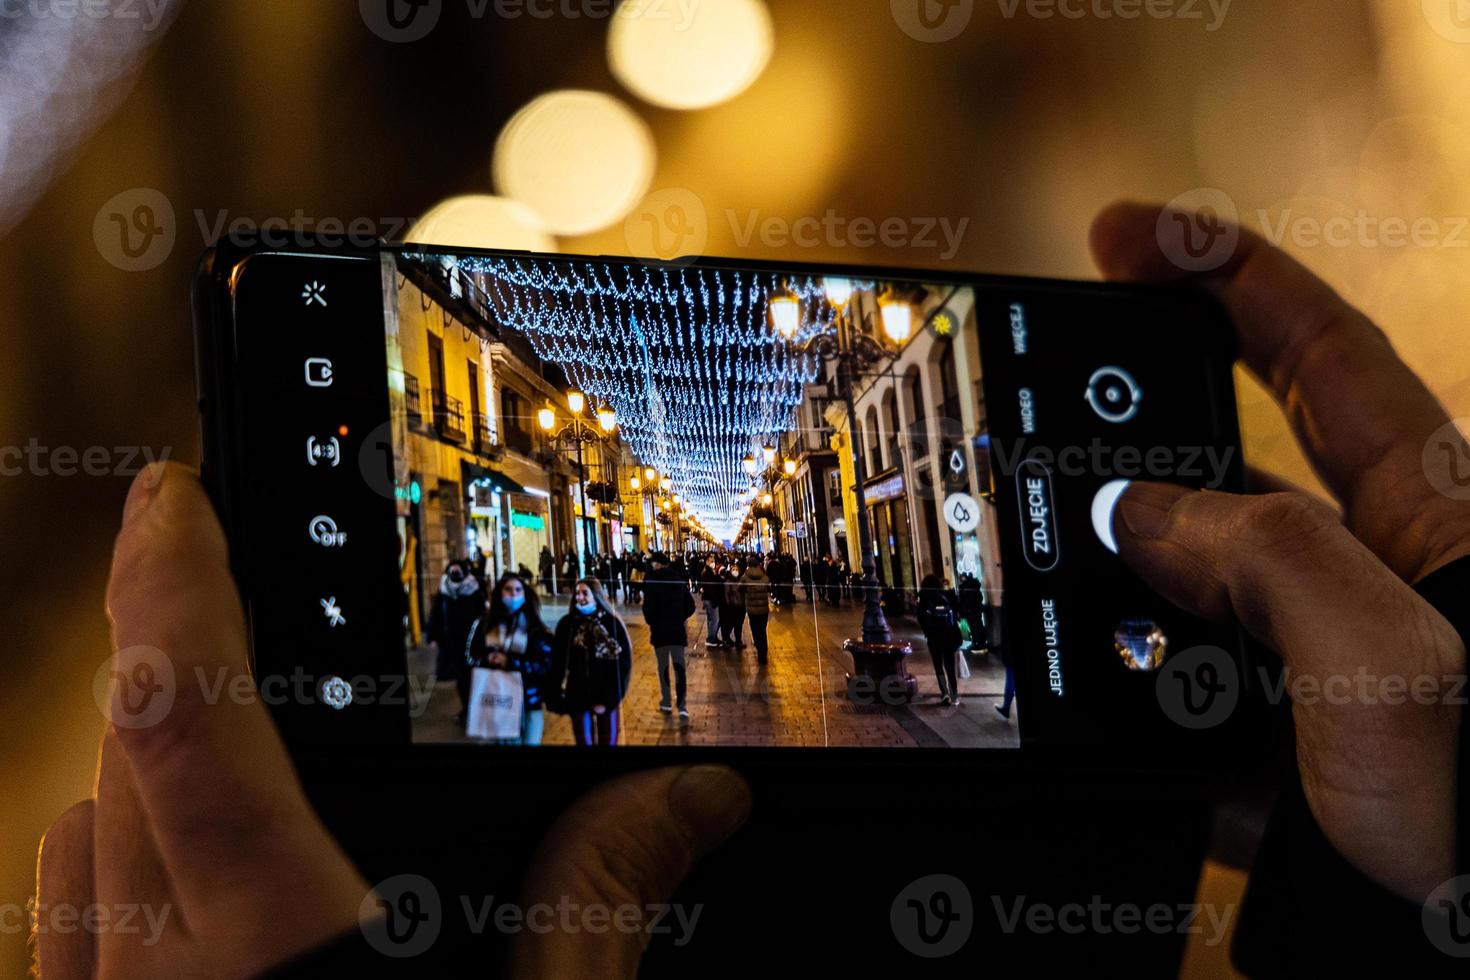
[956,649,972,680]
[467,667,524,741]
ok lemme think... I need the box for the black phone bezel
[193,236,1272,778]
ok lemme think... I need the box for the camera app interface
[375,251,1017,749]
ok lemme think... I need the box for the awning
[461,461,527,495]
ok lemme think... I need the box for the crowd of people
[424,547,1001,746]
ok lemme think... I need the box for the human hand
[487,652,509,668]
[35,463,369,979]
[1093,203,1468,901]
[35,464,750,978]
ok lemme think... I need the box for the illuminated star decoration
[455,256,869,540]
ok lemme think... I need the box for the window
[883,388,901,471]
[501,388,533,454]
[938,344,961,424]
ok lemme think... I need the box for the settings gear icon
[320,675,354,711]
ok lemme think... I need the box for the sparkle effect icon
[302,281,328,307]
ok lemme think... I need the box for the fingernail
[1118,482,1191,540]
[669,766,751,846]
[123,463,167,527]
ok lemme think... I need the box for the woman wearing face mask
[465,573,553,744]
[548,579,633,746]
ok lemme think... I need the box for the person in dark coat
[738,560,772,665]
[916,573,965,705]
[464,572,553,744]
[720,561,747,647]
[547,578,633,746]
[538,546,556,595]
[697,558,724,648]
[430,561,484,721]
[641,552,696,719]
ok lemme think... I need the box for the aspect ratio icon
[1085,366,1143,424]
[307,435,341,467]
[309,515,347,548]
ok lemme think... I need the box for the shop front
[865,470,915,591]
[462,461,529,584]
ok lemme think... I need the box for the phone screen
[206,245,1252,760]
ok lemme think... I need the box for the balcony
[430,390,466,444]
[472,414,499,457]
[404,373,423,430]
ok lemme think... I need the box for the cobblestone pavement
[410,589,1020,749]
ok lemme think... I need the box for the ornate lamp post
[539,389,617,578]
[772,279,912,644]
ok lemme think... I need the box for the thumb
[1113,481,1463,899]
[510,766,751,979]
[104,464,365,960]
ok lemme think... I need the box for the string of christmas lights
[445,255,872,540]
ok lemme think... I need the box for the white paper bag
[467,667,524,741]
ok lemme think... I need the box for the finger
[1114,482,1463,899]
[94,730,178,975]
[105,464,365,967]
[35,801,96,980]
[1245,465,1318,498]
[1091,201,1470,582]
[510,766,751,979]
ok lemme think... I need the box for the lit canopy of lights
[459,255,870,540]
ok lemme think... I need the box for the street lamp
[879,289,913,345]
[540,390,616,578]
[742,452,759,477]
[770,277,914,643]
[769,285,801,340]
[783,458,798,478]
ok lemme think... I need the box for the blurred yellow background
[2,2,1467,975]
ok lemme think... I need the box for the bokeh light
[406,195,556,252]
[608,0,774,110]
[492,90,656,236]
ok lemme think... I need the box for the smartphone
[193,239,1267,770]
